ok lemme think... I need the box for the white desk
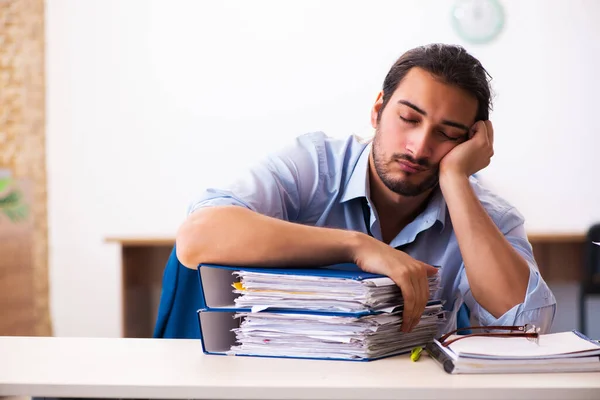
[1,336,599,400]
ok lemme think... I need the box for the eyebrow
[397,99,470,133]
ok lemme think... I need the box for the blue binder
[196,262,395,313]
[195,263,443,361]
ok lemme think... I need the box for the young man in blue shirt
[176,43,556,335]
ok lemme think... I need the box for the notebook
[426,330,600,374]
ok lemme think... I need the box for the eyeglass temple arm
[442,332,537,347]
[438,325,525,343]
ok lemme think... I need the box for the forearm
[176,205,364,269]
[439,173,530,318]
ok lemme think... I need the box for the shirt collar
[340,142,372,203]
[340,142,447,229]
[421,186,447,231]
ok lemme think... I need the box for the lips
[397,160,427,173]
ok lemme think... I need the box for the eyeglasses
[437,324,541,347]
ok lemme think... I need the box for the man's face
[371,67,478,197]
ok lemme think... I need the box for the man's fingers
[407,272,421,332]
[418,270,430,330]
[485,120,494,146]
[470,120,482,139]
[476,120,488,144]
[425,264,438,276]
[408,269,428,332]
[397,276,415,333]
[468,122,477,139]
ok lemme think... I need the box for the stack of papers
[427,331,600,374]
[226,268,445,360]
[232,270,441,313]
[229,305,444,360]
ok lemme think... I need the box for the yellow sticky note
[231,282,316,295]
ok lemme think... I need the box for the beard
[372,128,440,197]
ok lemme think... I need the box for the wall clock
[451,0,505,44]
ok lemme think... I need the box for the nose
[404,127,433,160]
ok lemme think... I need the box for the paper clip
[410,346,422,362]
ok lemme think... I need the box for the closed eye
[438,130,462,142]
[399,116,418,124]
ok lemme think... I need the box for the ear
[370,91,384,129]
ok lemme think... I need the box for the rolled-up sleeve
[187,132,324,221]
[458,209,557,334]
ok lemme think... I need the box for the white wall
[46,0,600,337]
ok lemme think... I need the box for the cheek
[378,117,408,149]
[431,143,459,165]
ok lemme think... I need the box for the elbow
[496,261,530,315]
[493,291,527,319]
[176,208,213,269]
[503,292,527,316]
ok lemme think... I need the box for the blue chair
[456,303,471,334]
[153,246,202,339]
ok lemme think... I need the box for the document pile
[221,266,446,360]
[231,269,440,313]
[426,330,600,374]
[229,303,444,360]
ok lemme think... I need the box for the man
[176,43,557,334]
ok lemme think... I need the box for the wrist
[439,169,470,191]
[345,230,373,265]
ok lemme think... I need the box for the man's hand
[352,236,438,333]
[439,120,494,179]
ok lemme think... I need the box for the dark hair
[378,43,493,123]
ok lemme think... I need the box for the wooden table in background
[528,233,587,283]
[106,233,587,338]
[106,237,175,338]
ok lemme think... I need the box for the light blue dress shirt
[189,132,557,334]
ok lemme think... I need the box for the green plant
[0,176,28,223]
